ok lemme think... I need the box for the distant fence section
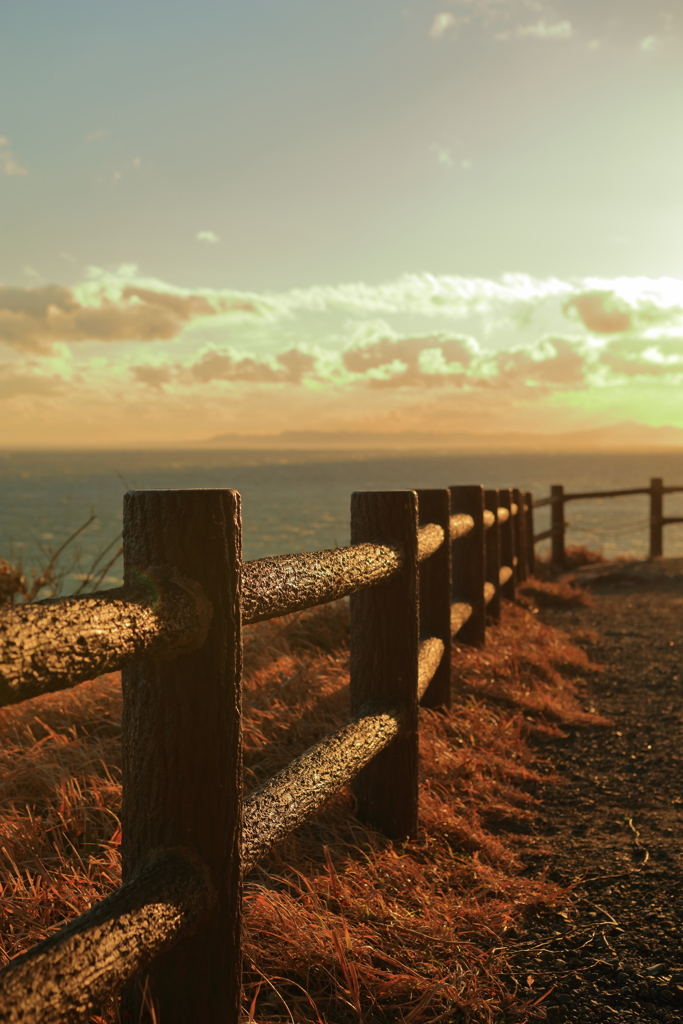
[1,475,677,1023]
[532,476,683,565]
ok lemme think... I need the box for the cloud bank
[3,267,683,445]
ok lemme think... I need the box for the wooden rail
[0,483,529,1024]
[531,476,683,566]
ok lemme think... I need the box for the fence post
[551,484,566,568]
[525,492,535,576]
[484,489,501,623]
[498,488,515,600]
[121,490,243,1024]
[650,477,664,558]
[416,488,451,710]
[513,487,527,583]
[350,490,419,840]
[450,485,486,648]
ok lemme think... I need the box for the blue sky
[2,0,683,446]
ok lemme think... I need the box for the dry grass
[532,545,607,583]
[517,577,593,610]
[0,595,606,1022]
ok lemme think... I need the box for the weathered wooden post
[416,488,451,710]
[498,488,515,600]
[650,477,664,558]
[350,490,419,840]
[513,487,528,583]
[551,484,566,568]
[121,490,243,1023]
[484,489,501,623]
[450,485,486,648]
[525,492,535,576]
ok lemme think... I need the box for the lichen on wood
[0,849,214,1024]
[0,566,212,706]
[241,543,402,624]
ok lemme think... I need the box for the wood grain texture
[241,635,442,872]
[499,566,513,587]
[350,491,419,840]
[650,477,664,558]
[121,489,242,1024]
[525,492,535,576]
[241,543,401,624]
[551,485,566,567]
[0,569,211,706]
[498,489,516,601]
[449,513,474,540]
[242,708,400,872]
[484,490,501,624]
[513,488,528,582]
[450,601,473,635]
[0,849,214,1024]
[417,637,445,701]
[417,522,445,562]
[416,489,451,709]
[449,486,486,648]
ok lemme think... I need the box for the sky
[2,0,683,447]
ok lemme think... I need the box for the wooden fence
[4,474,679,1023]
[533,476,683,565]
[0,483,535,1024]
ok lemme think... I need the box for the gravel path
[512,561,683,1023]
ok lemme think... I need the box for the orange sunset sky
[2,1,683,448]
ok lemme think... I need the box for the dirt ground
[512,560,683,1022]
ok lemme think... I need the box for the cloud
[0,136,27,176]
[132,346,319,389]
[492,337,587,387]
[197,230,220,244]
[86,129,108,141]
[343,333,475,388]
[513,21,574,41]
[130,365,173,390]
[0,366,63,399]
[599,336,683,378]
[566,292,632,334]
[0,281,262,352]
[430,13,456,39]
[187,347,317,385]
[341,331,593,392]
[126,329,596,397]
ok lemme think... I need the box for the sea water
[2,448,683,594]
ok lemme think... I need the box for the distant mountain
[207,423,683,452]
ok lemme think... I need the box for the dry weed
[517,577,593,610]
[0,599,602,1022]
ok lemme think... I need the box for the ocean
[2,448,683,595]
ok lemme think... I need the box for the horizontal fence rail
[0,568,212,705]
[0,482,531,1023]
[0,850,214,1024]
[531,477,683,564]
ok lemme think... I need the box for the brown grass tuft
[0,600,604,1022]
[517,577,593,610]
